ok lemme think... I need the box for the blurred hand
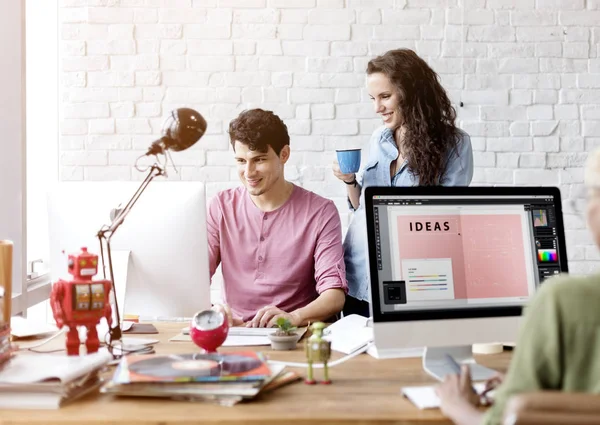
[435,365,481,417]
[480,372,505,405]
[483,372,505,392]
[246,305,300,328]
[211,303,244,327]
[332,160,356,184]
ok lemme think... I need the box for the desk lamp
[97,108,207,347]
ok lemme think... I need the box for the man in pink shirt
[207,109,347,328]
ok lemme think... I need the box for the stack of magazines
[0,351,113,409]
[102,351,299,406]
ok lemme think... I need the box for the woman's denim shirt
[343,126,474,302]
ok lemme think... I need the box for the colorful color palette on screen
[538,249,558,262]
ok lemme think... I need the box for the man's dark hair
[228,109,290,155]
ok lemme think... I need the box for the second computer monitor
[48,181,212,321]
[364,187,568,375]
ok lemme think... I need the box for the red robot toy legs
[50,247,113,356]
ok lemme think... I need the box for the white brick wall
[59,0,600,275]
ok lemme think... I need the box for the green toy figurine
[304,322,332,385]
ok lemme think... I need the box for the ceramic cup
[336,149,361,174]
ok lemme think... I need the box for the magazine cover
[112,352,272,384]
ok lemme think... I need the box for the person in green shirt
[435,147,600,425]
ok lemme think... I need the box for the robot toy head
[67,247,99,280]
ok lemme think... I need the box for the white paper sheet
[402,382,490,409]
[222,335,271,346]
[169,333,269,346]
[170,327,307,346]
[10,316,58,338]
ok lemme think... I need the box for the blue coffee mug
[336,149,361,174]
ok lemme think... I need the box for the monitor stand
[422,345,498,382]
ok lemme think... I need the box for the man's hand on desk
[246,305,300,328]
[211,303,301,328]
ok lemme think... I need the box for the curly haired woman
[332,49,474,317]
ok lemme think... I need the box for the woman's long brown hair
[367,49,460,185]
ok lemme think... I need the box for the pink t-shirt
[207,185,348,322]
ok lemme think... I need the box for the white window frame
[1,0,27,317]
[24,0,58,309]
[5,0,58,316]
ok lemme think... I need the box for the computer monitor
[47,182,211,322]
[364,186,568,380]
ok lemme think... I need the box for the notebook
[0,372,103,409]
[0,351,112,409]
[323,314,373,354]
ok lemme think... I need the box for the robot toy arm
[50,281,66,328]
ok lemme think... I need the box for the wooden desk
[1,323,511,425]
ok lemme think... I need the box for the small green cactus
[274,317,297,336]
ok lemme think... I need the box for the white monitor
[47,182,211,321]
[364,187,568,380]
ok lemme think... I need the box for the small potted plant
[268,317,300,350]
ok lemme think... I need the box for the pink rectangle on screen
[395,213,529,300]
[460,214,529,298]
[396,215,467,299]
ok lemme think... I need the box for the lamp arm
[105,164,165,235]
[102,237,121,343]
[97,163,165,345]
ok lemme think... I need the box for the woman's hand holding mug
[332,160,356,184]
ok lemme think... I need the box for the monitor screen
[48,182,212,321]
[365,187,568,322]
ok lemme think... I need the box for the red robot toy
[50,247,113,356]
